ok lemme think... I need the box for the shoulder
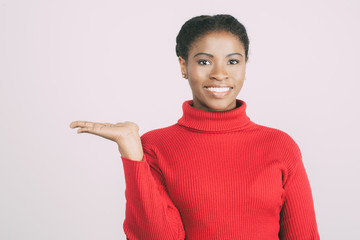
[253,123,300,149]
[253,123,302,168]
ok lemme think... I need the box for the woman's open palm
[70,121,144,161]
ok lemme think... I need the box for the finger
[70,121,79,128]
[70,121,86,128]
[70,121,94,129]
[77,128,86,133]
[77,127,92,134]
[76,123,107,135]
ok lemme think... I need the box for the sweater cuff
[121,155,151,192]
[121,155,146,163]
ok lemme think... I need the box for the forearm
[121,156,185,240]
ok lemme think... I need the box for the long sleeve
[117,99,320,239]
[279,148,320,239]
[121,144,185,240]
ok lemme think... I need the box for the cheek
[188,65,210,79]
[229,67,246,80]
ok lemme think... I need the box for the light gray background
[1,0,359,239]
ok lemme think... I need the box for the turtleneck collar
[177,99,254,133]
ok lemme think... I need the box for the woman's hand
[69,121,144,161]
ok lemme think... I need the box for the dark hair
[176,14,250,62]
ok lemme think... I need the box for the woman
[70,14,320,239]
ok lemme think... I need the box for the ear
[178,56,188,79]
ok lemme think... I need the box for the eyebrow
[193,52,243,58]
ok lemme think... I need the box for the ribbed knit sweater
[121,99,320,240]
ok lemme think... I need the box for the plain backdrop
[1,0,359,239]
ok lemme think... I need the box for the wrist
[118,147,144,162]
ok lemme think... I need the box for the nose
[209,63,229,81]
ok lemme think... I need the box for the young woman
[70,14,320,239]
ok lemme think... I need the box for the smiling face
[179,30,247,112]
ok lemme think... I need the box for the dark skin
[179,30,247,112]
[70,30,248,161]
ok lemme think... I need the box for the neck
[191,99,238,112]
[177,99,254,133]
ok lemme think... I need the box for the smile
[205,87,232,92]
[204,86,232,98]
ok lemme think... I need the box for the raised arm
[70,121,185,239]
[121,144,185,239]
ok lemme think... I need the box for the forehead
[189,31,245,55]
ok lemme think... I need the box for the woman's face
[179,31,247,112]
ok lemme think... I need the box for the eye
[198,60,211,65]
[228,59,239,65]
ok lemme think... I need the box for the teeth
[206,87,231,92]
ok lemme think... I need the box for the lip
[204,86,232,99]
[204,84,233,88]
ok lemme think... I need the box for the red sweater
[121,99,320,240]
